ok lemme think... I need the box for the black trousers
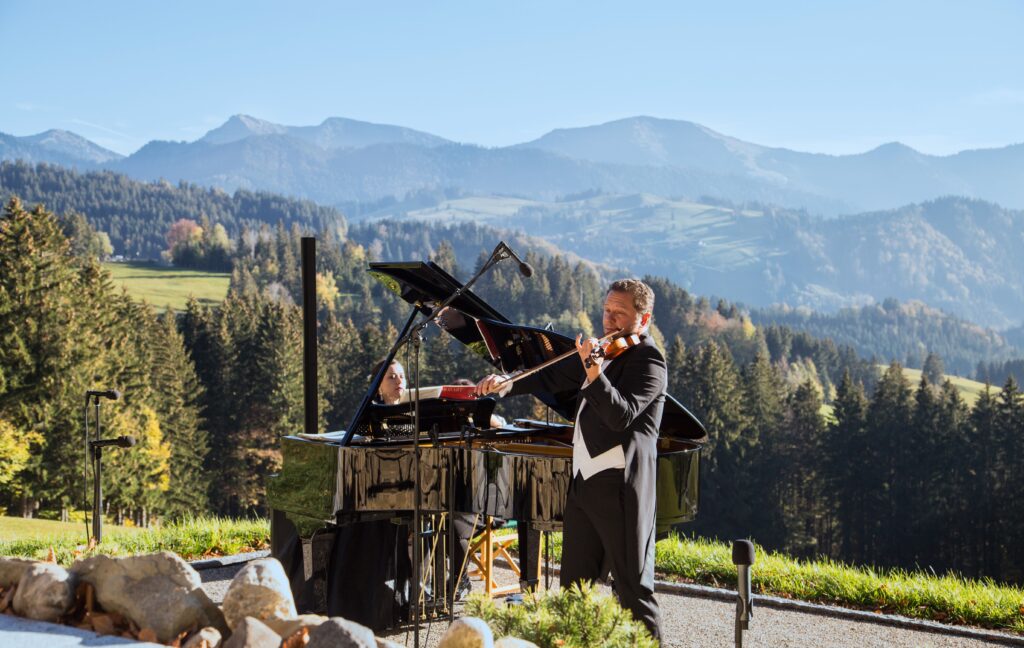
[560,470,662,642]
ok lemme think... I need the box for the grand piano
[267,255,706,628]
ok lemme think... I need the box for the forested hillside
[0,161,345,259]
[381,192,1024,328]
[6,193,1024,586]
[752,300,1021,377]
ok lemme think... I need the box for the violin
[584,332,641,368]
[492,330,642,392]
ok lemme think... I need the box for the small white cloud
[68,118,131,139]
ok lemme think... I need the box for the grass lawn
[104,261,230,312]
[877,365,990,407]
[0,516,267,565]
[0,517,109,542]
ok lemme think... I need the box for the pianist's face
[379,362,406,405]
[603,290,650,337]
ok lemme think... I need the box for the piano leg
[270,509,335,615]
[327,517,412,631]
[517,523,543,591]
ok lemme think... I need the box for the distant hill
[0,129,123,167]
[521,116,1024,213]
[753,300,1022,377]
[375,192,1024,328]
[1003,324,1024,349]
[6,114,1024,214]
[108,127,840,210]
[199,114,452,149]
[0,161,346,259]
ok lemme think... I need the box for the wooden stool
[466,517,530,598]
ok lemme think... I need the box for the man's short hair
[608,278,655,314]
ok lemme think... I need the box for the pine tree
[932,380,969,571]
[824,369,870,562]
[782,380,826,557]
[993,377,1023,580]
[105,405,171,526]
[967,386,998,575]
[922,352,945,385]
[685,342,749,539]
[0,199,105,515]
[180,297,233,513]
[865,362,913,565]
[150,311,209,517]
[320,313,363,430]
[740,352,787,545]
[907,373,941,565]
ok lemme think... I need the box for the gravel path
[197,557,1019,647]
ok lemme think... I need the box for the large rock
[71,551,227,643]
[12,563,76,622]
[0,558,37,588]
[221,558,297,630]
[263,613,327,638]
[223,617,280,648]
[495,639,539,648]
[306,616,377,648]
[439,617,494,648]
[183,626,223,648]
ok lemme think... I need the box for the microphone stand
[393,242,518,648]
[90,395,104,543]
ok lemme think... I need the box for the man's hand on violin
[576,334,604,381]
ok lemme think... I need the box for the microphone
[498,242,534,278]
[87,390,121,401]
[732,539,755,647]
[89,435,136,449]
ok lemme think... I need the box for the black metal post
[448,456,455,621]
[91,398,102,543]
[411,332,422,648]
[301,237,318,436]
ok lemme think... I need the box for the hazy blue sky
[2,1,1021,156]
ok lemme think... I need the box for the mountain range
[366,192,1024,328]
[5,114,1024,329]
[4,114,1024,215]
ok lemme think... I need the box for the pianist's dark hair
[608,278,655,315]
[369,358,404,383]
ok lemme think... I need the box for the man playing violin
[475,278,666,641]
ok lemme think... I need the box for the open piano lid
[368,261,707,442]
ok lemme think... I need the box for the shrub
[466,581,657,648]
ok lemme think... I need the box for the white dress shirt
[493,356,625,479]
[572,357,625,479]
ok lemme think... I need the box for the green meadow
[872,365,990,407]
[899,366,991,407]
[104,261,230,311]
[0,516,267,564]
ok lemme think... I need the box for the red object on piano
[439,385,478,400]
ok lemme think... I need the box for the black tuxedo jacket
[509,334,667,580]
